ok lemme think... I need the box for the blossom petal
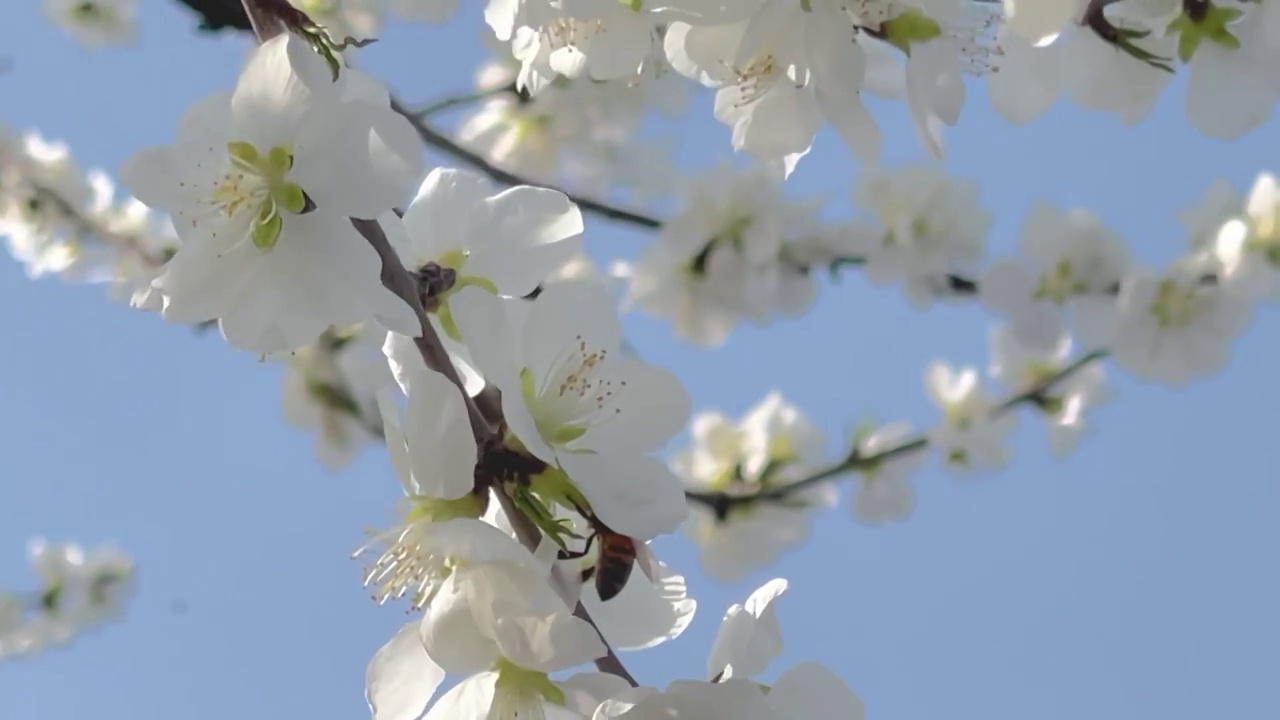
[765,662,864,718]
[403,366,477,500]
[296,101,424,219]
[467,185,585,297]
[557,451,688,540]
[365,621,446,720]
[706,578,788,681]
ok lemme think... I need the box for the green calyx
[305,378,362,418]
[1150,278,1200,328]
[510,480,582,553]
[39,583,62,612]
[618,0,644,10]
[881,9,942,56]
[1032,259,1088,304]
[404,493,486,524]
[1168,3,1243,63]
[428,249,498,341]
[882,216,929,248]
[493,657,566,707]
[224,141,309,251]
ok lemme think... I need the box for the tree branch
[410,83,519,118]
[685,350,1111,519]
[387,97,664,231]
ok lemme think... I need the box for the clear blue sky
[2,3,1278,718]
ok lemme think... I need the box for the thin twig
[388,96,664,230]
[685,350,1111,518]
[412,83,518,117]
[350,218,501,440]
[33,186,168,269]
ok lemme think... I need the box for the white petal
[706,578,787,680]
[524,281,624,384]
[403,366,477,500]
[467,185,585,297]
[423,672,497,720]
[295,101,425,219]
[491,612,607,673]
[402,168,494,261]
[365,621,446,720]
[230,34,339,143]
[765,662,864,718]
[557,452,689,540]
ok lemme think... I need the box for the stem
[685,350,1111,518]
[412,83,518,117]
[387,96,664,231]
[350,217,501,440]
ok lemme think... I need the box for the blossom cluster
[10,0,1280,715]
[0,539,135,660]
[60,31,864,716]
[0,123,174,306]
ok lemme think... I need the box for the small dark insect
[558,526,638,603]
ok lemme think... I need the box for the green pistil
[1032,259,1086,304]
[224,141,308,251]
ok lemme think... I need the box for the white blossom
[988,326,1113,458]
[120,34,423,352]
[925,361,1016,474]
[851,164,990,308]
[674,394,836,583]
[850,423,926,525]
[451,281,691,541]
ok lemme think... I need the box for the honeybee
[558,521,637,602]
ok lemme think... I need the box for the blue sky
[2,2,1279,718]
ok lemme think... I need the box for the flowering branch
[234,0,643,694]
[39,186,167,268]
[684,350,1111,519]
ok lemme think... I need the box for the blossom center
[356,494,484,608]
[1150,279,1204,328]
[521,335,625,446]
[209,141,309,250]
[731,53,781,107]
[70,1,116,24]
[1033,259,1084,304]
